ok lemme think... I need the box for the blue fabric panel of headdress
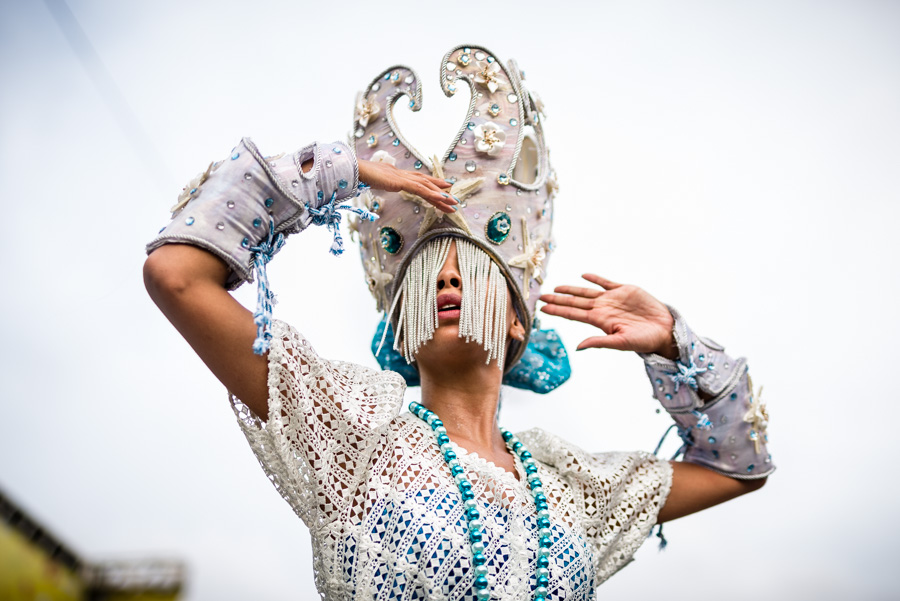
[371,321,571,394]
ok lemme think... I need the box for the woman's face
[414,240,524,370]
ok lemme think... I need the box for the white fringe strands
[384,237,509,368]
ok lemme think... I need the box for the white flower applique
[474,60,507,94]
[356,95,381,127]
[365,258,393,312]
[509,218,546,299]
[546,169,559,196]
[473,122,506,157]
[743,376,770,454]
[170,161,218,216]
[529,90,546,117]
[370,150,396,166]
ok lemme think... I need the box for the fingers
[539,303,592,323]
[575,334,630,352]
[423,174,452,189]
[409,181,458,213]
[582,274,621,290]
[548,285,601,299]
[539,293,595,310]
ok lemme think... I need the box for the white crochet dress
[231,321,673,600]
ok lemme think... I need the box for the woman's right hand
[358,159,458,213]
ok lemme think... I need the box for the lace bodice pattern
[231,321,672,600]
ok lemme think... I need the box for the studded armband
[640,306,774,480]
[147,137,362,289]
[147,138,373,354]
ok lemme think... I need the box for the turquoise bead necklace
[409,402,553,601]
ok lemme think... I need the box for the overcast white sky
[1,1,899,599]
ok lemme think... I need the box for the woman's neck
[418,359,512,467]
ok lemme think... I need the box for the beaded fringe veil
[385,238,509,368]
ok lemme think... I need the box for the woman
[144,45,772,600]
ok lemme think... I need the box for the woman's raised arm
[144,140,453,419]
[540,275,773,521]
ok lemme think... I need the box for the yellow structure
[0,488,184,601]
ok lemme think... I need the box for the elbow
[144,249,177,304]
[737,475,767,495]
[143,245,198,306]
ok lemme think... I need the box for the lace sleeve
[229,320,405,528]
[518,429,673,584]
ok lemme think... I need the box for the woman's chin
[416,325,491,365]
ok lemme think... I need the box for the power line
[43,0,173,194]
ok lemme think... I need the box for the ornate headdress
[351,44,569,393]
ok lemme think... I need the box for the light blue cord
[249,218,285,355]
[653,424,678,456]
[691,409,713,430]
[308,191,378,256]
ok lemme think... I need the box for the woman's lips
[437,308,461,320]
[437,293,462,320]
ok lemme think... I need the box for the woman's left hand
[539,275,677,358]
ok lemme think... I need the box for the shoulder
[517,428,672,495]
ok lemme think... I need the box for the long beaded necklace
[409,402,553,601]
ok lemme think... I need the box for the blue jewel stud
[185,216,195,225]
[339,179,348,189]
[448,152,457,161]
[485,212,512,244]
[497,173,510,185]
[265,198,274,208]
[379,227,403,255]
[509,118,518,126]
[392,139,400,147]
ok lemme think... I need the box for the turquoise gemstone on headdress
[392,139,400,146]
[489,104,500,116]
[486,212,512,244]
[231,152,239,160]
[448,152,457,161]
[459,53,471,66]
[339,179,348,189]
[497,173,510,185]
[509,118,518,126]
[414,160,423,169]
[372,200,380,212]
[379,227,403,254]
[467,121,476,130]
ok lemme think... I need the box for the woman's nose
[436,270,461,291]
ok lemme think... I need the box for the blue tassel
[692,410,713,430]
[308,191,378,256]
[655,524,668,550]
[249,218,285,355]
[668,356,708,392]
